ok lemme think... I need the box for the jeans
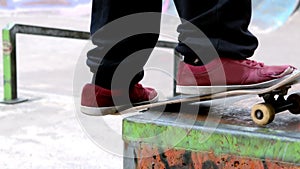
[87,0,258,89]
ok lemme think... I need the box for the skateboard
[121,70,300,126]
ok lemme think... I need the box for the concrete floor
[0,4,124,169]
[1,3,300,169]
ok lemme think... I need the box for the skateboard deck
[121,70,300,125]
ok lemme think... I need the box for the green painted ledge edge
[123,116,300,164]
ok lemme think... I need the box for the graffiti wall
[125,143,299,169]
[0,0,92,16]
[0,0,90,9]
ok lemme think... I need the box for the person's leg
[88,0,162,89]
[173,0,295,95]
[81,0,161,115]
[173,0,258,64]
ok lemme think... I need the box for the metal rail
[1,23,177,104]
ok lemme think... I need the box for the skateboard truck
[251,86,300,125]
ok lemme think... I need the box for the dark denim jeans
[88,0,258,89]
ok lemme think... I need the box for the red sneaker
[81,83,158,115]
[177,57,296,95]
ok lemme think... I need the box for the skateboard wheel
[287,93,300,114]
[251,103,275,125]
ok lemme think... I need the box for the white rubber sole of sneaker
[176,69,299,95]
[80,94,159,116]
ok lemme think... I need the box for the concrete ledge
[123,109,300,168]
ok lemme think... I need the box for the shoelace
[240,59,264,67]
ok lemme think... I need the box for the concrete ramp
[1,0,299,32]
[251,0,300,33]
[163,0,300,33]
[0,0,91,16]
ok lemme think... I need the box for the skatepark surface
[0,1,300,168]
